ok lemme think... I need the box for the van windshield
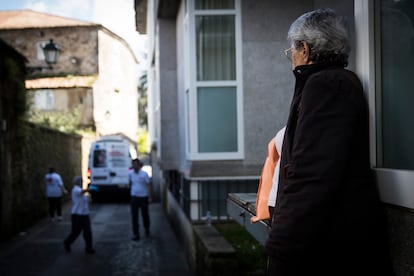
[93,149,107,167]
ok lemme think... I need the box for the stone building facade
[0,10,140,182]
[0,10,139,141]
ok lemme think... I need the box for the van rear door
[107,142,129,188]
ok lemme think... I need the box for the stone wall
[0,121,81,241]
[193,224,238,276]
[0,27,99,76]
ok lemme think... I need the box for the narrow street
[0,201,192,276]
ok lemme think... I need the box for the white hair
[288,8,350,65]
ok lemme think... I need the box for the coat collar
[293,62,345,80]
[291,62,345,98]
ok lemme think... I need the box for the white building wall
[156,19,179,170]
[146,0,158,152]
[95,30,139,142]
[176,2,189,173]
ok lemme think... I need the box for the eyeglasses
[284,47,293,61]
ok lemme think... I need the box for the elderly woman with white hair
[265,8,394,275]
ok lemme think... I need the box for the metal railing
[165,170,259,221]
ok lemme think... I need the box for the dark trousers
[130,196,150,236]
[64,214,93,250]
[47,197,62,218]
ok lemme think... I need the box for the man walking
[129,159,152,241]
[45,167,67,221]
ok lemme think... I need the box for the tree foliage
[28,105,83,134]
[138,71,148,129]
[137,129,149,154]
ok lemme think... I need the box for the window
[36,41,48,61]
[195,15,236,81]
[187,0,243,159]
[197,87,237,152]
[93,150,107,168]
[195,0,234,10]
[33,90,54,110]
[355,0,414,208]
[376,0,414,170]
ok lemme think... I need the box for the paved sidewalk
[0,201,192,276]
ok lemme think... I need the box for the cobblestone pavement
[0,201,192,276]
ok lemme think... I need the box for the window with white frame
[355,0,414,208]
[187,0,243,159]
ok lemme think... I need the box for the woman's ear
[301,42,312,64]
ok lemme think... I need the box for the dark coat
[265,63,393,276]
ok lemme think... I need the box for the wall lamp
[27,39,60,74]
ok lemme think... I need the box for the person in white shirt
[129,159,152,241]
[251,126,286,225]
[45,167,67,221]
[267,126,286,221]
[63,176,95,254]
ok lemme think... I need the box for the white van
[87,136,135,198]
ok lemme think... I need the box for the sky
[0,0,147,66]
